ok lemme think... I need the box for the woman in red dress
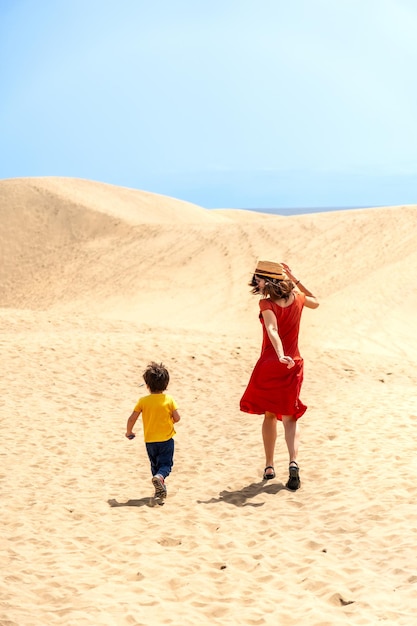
[240,260,319,490]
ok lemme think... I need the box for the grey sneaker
[152,474,167,499]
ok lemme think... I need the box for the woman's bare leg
[282,415,300,464]
[262,411,277,474]
[282,415,301,490]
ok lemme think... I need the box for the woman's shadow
[198,480,286,508]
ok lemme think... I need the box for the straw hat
[254,260,287,280]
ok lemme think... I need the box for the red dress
[240,293,307,421]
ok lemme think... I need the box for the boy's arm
[126,410,140,438]
[172,409,181,423]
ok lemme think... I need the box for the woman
[240,260,319,491]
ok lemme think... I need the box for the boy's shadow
[198,480,286,508]
[107,497,161,508]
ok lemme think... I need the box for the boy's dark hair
[249,274,295,301]
[143,361,170,392]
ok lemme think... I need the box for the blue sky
[1,0,417,208]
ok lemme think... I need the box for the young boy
[125,362,181,501]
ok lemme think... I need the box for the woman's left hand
[279,355,295,369]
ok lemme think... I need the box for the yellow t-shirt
[134,393,178,443]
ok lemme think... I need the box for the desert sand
[1,176,417,626]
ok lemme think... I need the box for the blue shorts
[145,438,175,479]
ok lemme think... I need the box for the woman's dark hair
[249,274,295,301]
[143,361,170,392]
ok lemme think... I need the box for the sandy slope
[1,177,417,626]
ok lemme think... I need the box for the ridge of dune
[0,176,229,225]
[211,208,288,220]
[1,178,416,347]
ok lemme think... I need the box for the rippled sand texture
[1,177,417,625]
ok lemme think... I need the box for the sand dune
[1,177,417,625]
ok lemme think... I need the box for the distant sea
[241,205,384,216]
